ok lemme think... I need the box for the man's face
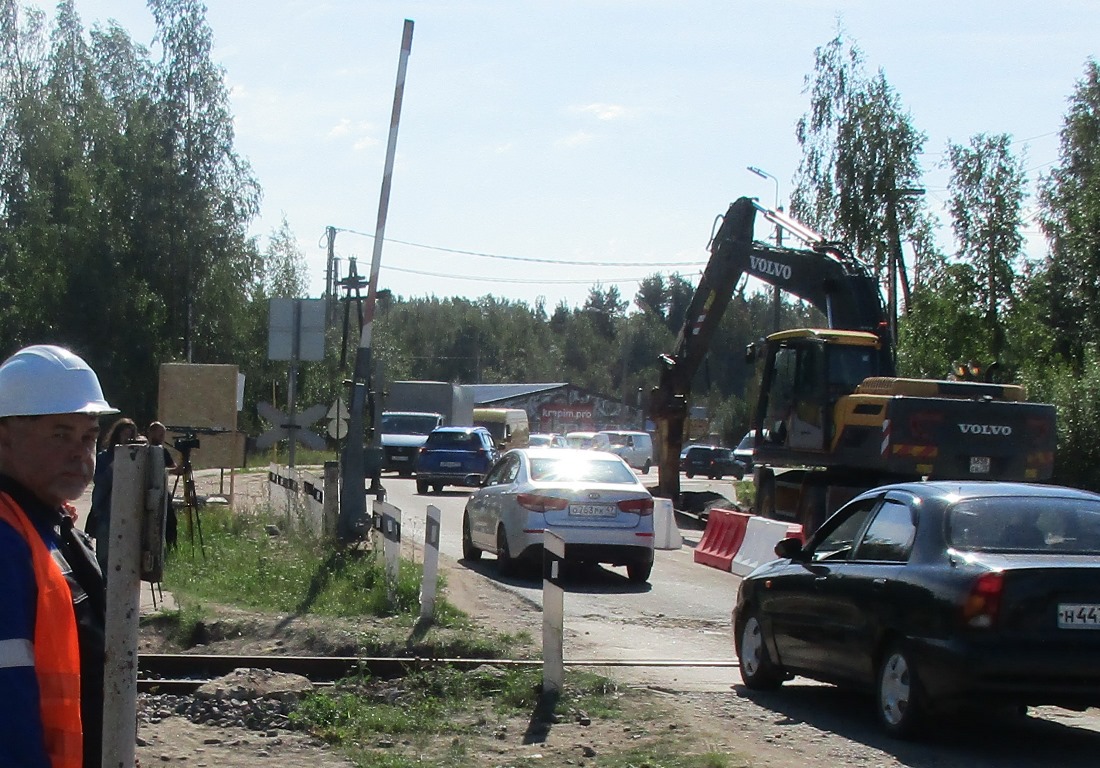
[148,424,166,446]
[0,414,100,506]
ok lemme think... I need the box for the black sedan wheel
[496,526,515,576]
[461,513,481,561]
[415,479,428,494]
[876,644,925,738]
[685,471,695,479]
[737,611,784,690]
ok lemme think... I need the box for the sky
[22,0,1100,310]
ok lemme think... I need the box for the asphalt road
[378,472,742,689]
[370,469,1100,766]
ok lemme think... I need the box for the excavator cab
[756,329,886,456]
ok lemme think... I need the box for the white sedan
[461,448,655,583]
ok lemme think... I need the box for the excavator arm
[651,196,891,500]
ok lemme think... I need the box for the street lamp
[747,166,783,332]
[747,166,779,211]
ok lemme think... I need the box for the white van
[473,407,530,450]
[565,431,610,450]
[597,430,655,474]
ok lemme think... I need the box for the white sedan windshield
[529,457,637,485]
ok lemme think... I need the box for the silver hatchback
[461,448,656,583]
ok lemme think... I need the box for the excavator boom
[651,196,891,500]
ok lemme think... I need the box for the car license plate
[392,456,409,462]
[569,504,616,518]
[970,456,991,474]
[440,461,461,468]
[1058,604,1100,628]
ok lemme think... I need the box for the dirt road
[88,468,1100,766]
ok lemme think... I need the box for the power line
[380,263,699,285]
[331,226,704,268]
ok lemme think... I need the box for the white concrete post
[376,501,401,605]
[102,445,154,768]
[542,530,566,694]
[419,505,441,622]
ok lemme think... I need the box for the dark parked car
[414,427,499,494]
[733,481,1100,738]
[732,429,767,473]
[681,445,743,479]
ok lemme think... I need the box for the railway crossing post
[542,531,566,694]
[419,505,441,622]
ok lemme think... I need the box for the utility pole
[748,166,783,332]
[884,187,925,350]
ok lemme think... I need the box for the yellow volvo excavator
[651,197,1056,533]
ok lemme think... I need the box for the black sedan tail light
[961,571,1004,628]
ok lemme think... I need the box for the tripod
[170,435,206,559]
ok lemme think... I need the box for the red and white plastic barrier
[693,507,752,570]
[730,517,804,576]
[694,506,803,575]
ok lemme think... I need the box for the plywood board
[158,363,239,433]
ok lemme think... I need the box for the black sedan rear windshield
[425,432,480,448]
[948,496,1100,554]
[529,457,637,485]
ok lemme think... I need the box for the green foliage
[946,133,1027,359]
[1019,349,1100,492]
[1038,59,1100,372]
[792,27,927,275]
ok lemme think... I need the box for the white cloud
[556,130,595,148]
[572,103,629,121]
[328,118,354,138]
[327,119,378,150]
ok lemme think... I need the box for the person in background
[144,421,178,471]
[145,420,180,548]
[0,344,115,768]
[89,416,138,574]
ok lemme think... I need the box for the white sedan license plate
[1058,604,1100,628]
[569,503,616,518]
[440,461,462,468]
[970,456,991,474]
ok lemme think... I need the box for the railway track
[138,653,739,693]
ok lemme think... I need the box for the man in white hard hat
[0,344,115,768]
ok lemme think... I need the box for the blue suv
[415,426,499,494]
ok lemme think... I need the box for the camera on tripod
[175,436,201,452]
[165,425,227,456]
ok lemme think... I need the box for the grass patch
[733,478,755,509]
[293,666,614,741]
[157,504,530,658]
[292,667,751,767]
[165,504,444,619]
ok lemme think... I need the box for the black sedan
[733,481,1100,737]
[681,446,744,479]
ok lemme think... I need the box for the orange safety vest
[0,492,83,768]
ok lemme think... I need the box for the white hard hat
[0,345,118,417]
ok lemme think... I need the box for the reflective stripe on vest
[0,493,83,768]
[0,637,35,668]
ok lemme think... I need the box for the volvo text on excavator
[650,197,1056,533]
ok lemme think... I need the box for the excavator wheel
[798,484,827,535]
[756,472,777,519]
